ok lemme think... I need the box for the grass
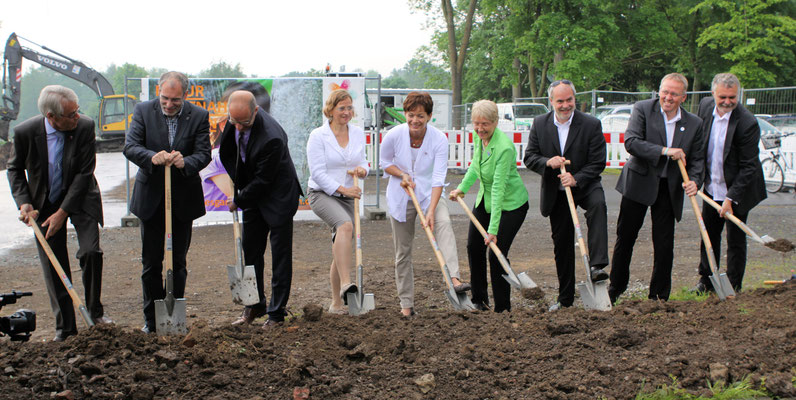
[635,376,768,400]
[668,287,711,302]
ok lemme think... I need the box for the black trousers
[610,179,676,301]
[699,193,749,291]
[242,208,293,322]
[34,200,104,338]
[467,201,528,313]
[548,188,609,307]
[140,206,192,330]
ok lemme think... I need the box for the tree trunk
[512,57,522,100]
[442,0,478,106]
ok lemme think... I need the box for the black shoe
[590,267,609,282]
[473,302,490,312]
[692,281,714,294]
[340,283,358,304]
[262,319,284,330]
[53,335,69,342]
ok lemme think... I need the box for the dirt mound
[2,283,794,399]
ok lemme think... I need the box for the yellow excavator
[1,32,136,140]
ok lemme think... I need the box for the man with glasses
[524,79,610,310]
[218,90,301,329]
[8,85,110,341]
[124,71,211,334]
[694,73,765,293]
[609,73,705,303]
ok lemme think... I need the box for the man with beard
[524,79,609,310]
[693,73,766,293]
[124,71,211,333]
[609,73,705,303]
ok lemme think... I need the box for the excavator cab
[99,95,137,139]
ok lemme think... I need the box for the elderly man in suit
[609,73,705,303]
[219,90,301,329]
[123,71,211,334]
[524,79,609,310]
[694,73,766,293]
[8,85,109,341]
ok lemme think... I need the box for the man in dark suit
[123,72,211,333]
[524,79,609,310]
[219,90,301,329]
[695,73,766,293]
[609,73,705,303]
[8,85,109,341]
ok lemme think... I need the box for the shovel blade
[502,273,522,289]
[445,289,476,311]
[760,235,775,244]
[154,297,187,335]
[347,291,375,316]
[577,280,612,311]
[227,265,259,306]
[709,273,736,301]
[516,272,538,289]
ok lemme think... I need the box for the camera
[1,290,36,342]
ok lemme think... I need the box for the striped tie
[49,133,64,203]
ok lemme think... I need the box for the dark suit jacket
[615,99,705,221]
[123,99,211,222]
[697,97,766,214]
[523,110,607,217]
[8,115,103,225]
[218,108,301,227]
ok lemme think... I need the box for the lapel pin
[680,127,685,131]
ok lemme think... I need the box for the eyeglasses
[336,105,354,113]
[228,112,256,128]
[550,79,572,87]
[60,107,80,119]
[659,90,685,98]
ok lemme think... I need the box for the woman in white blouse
[380,91,470,317]
[307,89,369,314]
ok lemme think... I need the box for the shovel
[347,176,375,315]
[560,164,612,311]
[695,191,775,245]
[453,195,537,289]
[27,211,95,328]
[677,159,735,300]
[406,186,476,311]
[154,165,188,335]
[227,209,259,306]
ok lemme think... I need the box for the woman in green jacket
[449,100,529,312]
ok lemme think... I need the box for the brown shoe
[261,319,284,330]
[231,307,267,325]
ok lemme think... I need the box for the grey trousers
[389,199,460,309]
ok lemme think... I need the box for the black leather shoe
[590,267,609,282]
[53,335,67,342]
[261,319,284,330]
[473,302,490,312]
[340,283,358,304]
[692,281,714,294]
[232,307,267,325]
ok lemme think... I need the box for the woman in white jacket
[380,91,470,317]
[307,89,368,314]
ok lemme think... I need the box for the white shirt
[707,107,732,201]
[380,123,449,222]
[660,107,681,178]
[553,113,574,155]
[307,121,369,195]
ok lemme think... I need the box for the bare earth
[1,171,794,399]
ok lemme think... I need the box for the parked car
[762,114,796,134]
[595,104,634,119]
[600,114,630,133]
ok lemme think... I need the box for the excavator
[1,32,136,140]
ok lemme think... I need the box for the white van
[496,102,549,131]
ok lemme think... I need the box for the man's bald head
[227,90,258,130]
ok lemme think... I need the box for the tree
[411,0,479,106]
[694,0,796,87]
[198,61,246,78]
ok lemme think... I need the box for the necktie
[238,130,248,163]
[49,133,64,203]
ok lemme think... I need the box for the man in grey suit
[524,79,609,310]
[694,73,766,293]
[8,85,109,341]
[124,71,211,333]
[609,73,705,303]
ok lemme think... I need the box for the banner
[143,77,366,211]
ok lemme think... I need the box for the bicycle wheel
[761,158,784,193]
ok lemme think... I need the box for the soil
[1,172,795,399]
[766,238,796,253]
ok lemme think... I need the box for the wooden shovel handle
[354,176,362,267]
[406,186,455,288]
[454,196,513,275]
[164,165,173,274]
[677,159,720,276]
[696,191,763,243]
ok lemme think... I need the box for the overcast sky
[1,0,432,77]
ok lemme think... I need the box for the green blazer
[457,127,529,234]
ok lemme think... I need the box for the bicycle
[760,131,795,193]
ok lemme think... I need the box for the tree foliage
[198,61,246,78]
